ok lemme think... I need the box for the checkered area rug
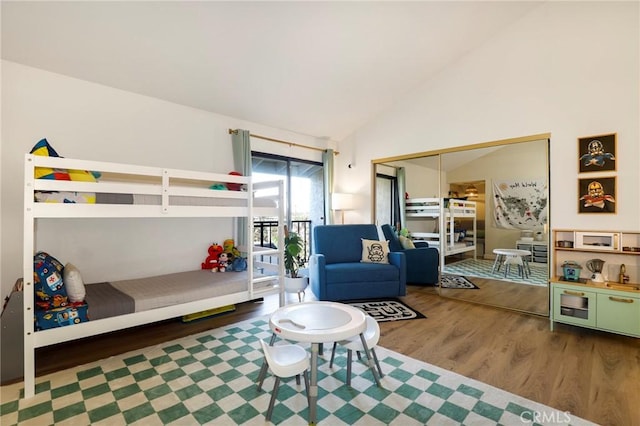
[1,317,593,425]
[444,258,549,287]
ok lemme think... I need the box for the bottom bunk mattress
[84,270,264,320]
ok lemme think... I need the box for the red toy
[227,171,242,191]
[201,243,224,270]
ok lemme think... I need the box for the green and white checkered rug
[1,317,593,425]
[444,258,549,287]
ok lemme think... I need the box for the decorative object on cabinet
[578,177,616,213]
[578,132,616,173]
[550,229,639,338]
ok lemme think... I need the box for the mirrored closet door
[373,134,550,316]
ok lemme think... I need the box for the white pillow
[399,235,416,249]
[63,263,86,303]
[361,239,390,264]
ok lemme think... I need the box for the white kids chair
[329,315,384,385]
[258,339,310,421]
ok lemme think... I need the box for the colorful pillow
[63,263,86,303]
[34,252,67,303]
[361,239,390,264]
[30,138,100,182]
[399,235,416,249]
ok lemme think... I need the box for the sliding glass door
[252,152,324,263]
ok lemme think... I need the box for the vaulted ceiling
[1,1,542,141]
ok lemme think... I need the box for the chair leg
[303,370,310,411]
[371,348,384,378]
[295,374,301,385]
[266,377,281,421]
[346,349,353,386]
[329,342,337,367]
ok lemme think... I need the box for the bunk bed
[405,197,477,271]
[22,154,286,399]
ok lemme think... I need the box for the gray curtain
[231,129,252,251]
[323,149,334,224]
[397,167,406,230]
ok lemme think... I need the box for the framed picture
[578,176,616,213]
[578,133,616,173]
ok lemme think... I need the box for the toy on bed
[217,252,232,272]
[222,239,247,271]
[33,251,89,329]
[208,171,245,192]
[30,138,100,182]
[201,243,224,271]
[30,138,102,204]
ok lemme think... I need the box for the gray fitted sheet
[84,282,135,320]
[110,270,253,313]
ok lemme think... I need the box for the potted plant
[283,225,308,300]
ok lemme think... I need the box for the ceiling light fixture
[465,184,478,197]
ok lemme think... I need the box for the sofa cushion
[399,235,416,249]
[360,239,389,264]
[325,262,399,284]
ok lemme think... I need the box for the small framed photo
[578,133,616,173]
[578,176,616,213]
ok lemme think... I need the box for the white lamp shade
[332,193,354,210]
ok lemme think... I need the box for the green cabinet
[551,282,640,338]
[597,293,640,336]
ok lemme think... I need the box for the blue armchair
[309,224,406,301]
[381,224,439,285]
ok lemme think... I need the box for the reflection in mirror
[373,136,550,316]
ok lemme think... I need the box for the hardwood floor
[439,276,549,315]
[33,288,639,426]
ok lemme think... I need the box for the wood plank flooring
[31,288,639,426]
[438,276,549,315]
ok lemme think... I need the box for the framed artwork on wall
[578,176,616,213]
[578,133,616,173]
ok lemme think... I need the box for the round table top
[269,301,366,343]
[493,248,532,256]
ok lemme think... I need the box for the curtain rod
[228,129,339,155]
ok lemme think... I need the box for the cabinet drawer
[532,245,548,254]
[553,286,596,327]
[597,294,640,336]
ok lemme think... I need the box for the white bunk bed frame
[22,154,285,399]
[405,197,477,271]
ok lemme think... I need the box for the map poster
[493,178,547,230]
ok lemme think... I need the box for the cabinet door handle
[608,296,634,304]
[563,290,584,297]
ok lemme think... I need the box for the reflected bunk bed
[405,197,477,271]
[22,154,285,399]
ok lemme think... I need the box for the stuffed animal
[226,171,243,191]
[232,256,247,272]
[223,239,241,259]
[201,243,223,271]
[217,252,232,272]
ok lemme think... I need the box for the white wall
[337,2,640,234]
[0,61,328,299]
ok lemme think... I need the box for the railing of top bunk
[254,220,312,265]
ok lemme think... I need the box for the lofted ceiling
[1,1,542,141]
